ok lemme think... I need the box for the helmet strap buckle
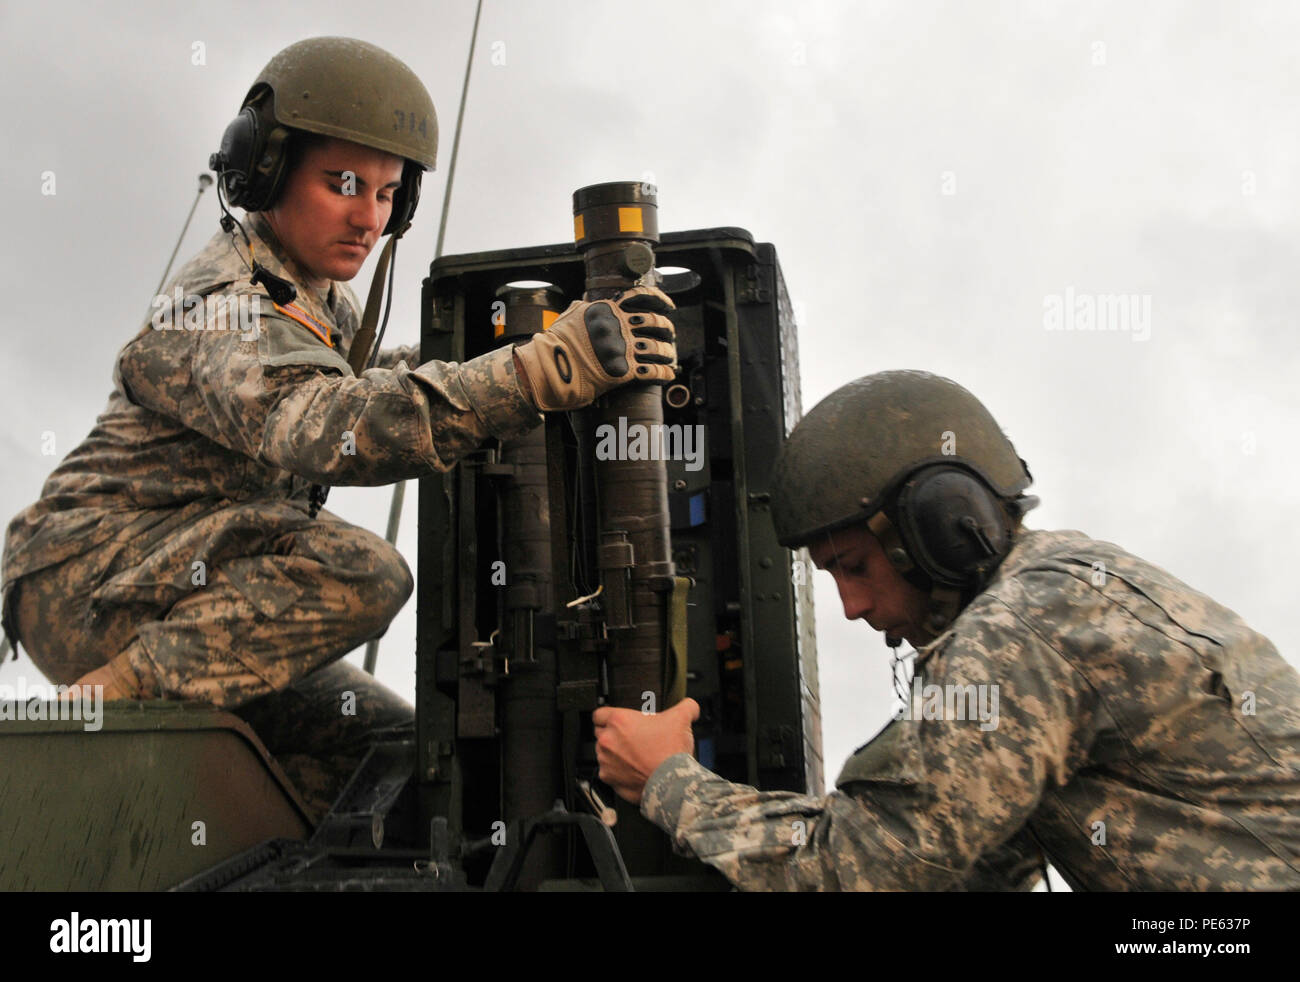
[924,586,963,635]
[867,511,915,575]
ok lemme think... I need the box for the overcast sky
[3,1,1297,867]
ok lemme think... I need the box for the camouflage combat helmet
[771,370,1033,548]
[212,37,437,233]
[249,36,438,170]
[772,371,1038,638]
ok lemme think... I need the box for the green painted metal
[0,701,312,890]
[418,227,824,886]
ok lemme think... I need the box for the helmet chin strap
[869,509,962,644]
[922,585,963,639]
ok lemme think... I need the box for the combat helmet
[210,36,438,235]
[771,370,1039,638]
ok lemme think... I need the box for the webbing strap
[664,576,691,707]
[346,223,408,376]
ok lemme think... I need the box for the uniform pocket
[222,557,303,621]
[836,719,928,789]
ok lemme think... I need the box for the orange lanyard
[273,301,335,349]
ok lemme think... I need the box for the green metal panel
[732,242,824,796]
[0,702,311,890]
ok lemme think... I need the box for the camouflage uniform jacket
[2,214,539,630]
[642,528,1300,890]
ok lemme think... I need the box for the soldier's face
[808,523,932,647]
[266,137,405,288]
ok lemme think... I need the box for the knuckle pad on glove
[584,302,630,377]
[618,287,676,314]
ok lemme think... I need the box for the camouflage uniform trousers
[8,498,414,820]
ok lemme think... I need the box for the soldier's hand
[512,285,677,412]
[593,697,699,805]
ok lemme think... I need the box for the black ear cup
[892,465,1012,590]
[210,99,292,213]
[210,106,261,206]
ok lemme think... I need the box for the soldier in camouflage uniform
[1,37,677,819]
[595,371,1300,890]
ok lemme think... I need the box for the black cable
[214,181,298,305]
[566,411,593,595]
[890,645,911,708]
[215,181,253,260]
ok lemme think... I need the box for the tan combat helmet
[771,370,1038,638]
[212,36,438,234]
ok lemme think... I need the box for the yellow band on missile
[618,207,643,233]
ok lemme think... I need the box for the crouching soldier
[594,370,1300,890]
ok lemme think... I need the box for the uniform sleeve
[117,301,539,486]
[370,342,421,371]
[948,827,1045,891]
[641,596,1099,890]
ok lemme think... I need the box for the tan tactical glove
[513,286,677,411]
